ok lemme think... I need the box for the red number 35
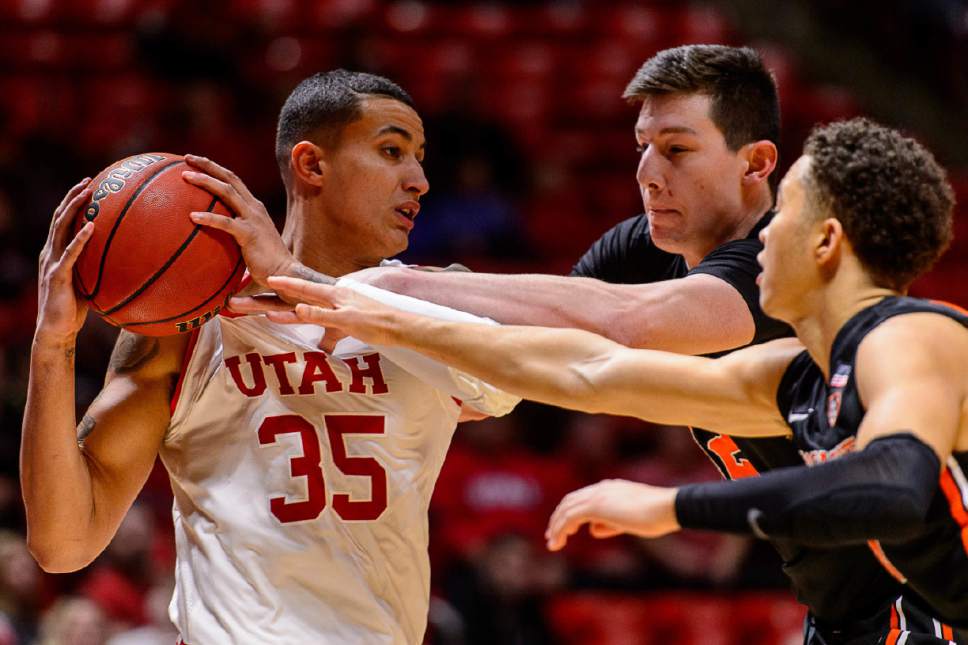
[257,414,388,523]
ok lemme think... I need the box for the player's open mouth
[395,201,420,222]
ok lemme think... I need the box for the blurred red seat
[0,30,66,69]
[307,0,378,31]
[732,593,806,644]
[451,3,516,39]
[670,5,733,45]
[229,0,303,32]
[517,3,590,38]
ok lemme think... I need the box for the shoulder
[860,310,968,369]
[107,330,191,382]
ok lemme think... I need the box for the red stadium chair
[0,0,64,25]
[380,0,445,37]
[307,0,378,31]
[517,3,590,38]
[451,3,516,39]
[595,4,669,53]
[732,593,806,645]
[671,5,732,45]
[0,30,66,70]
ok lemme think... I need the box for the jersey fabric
[162,294,517,644]
[777,296,968,631]
[572,213,905,628]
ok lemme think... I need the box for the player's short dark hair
[624,45,780,192]
[275,69,414,177]
[624,45,780,151]
[803,118,954,290]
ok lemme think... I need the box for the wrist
[32,329,78,355]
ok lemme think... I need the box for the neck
[282,197,379,278]
[788,269,897,379]
[682,188,773,268]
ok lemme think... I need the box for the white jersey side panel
[161,315,462,644]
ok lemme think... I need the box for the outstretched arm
[21,180,187,572]
[545,312,967,551]
[262,277,796,436]
[312,266,755,355]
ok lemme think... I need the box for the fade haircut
[624,45,780,191]
[275,69,414,181]
[804,118,954,291]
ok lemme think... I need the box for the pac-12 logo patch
[826,363,851,427]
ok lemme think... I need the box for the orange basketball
[73,152,245,336]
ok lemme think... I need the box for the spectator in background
[0,532,46,644]
[37,597,106,645]
[79,503,158,633]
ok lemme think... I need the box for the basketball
[73,152,245,336]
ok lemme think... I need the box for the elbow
[27,536,97,573]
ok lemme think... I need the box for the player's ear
[816,217,845,273]
[741,140,778,187]
[290,141,326,188]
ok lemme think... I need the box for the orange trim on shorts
[170,328,201,416]
[939,467,968,555]
[885,629,902,645]
[942,623,955,640]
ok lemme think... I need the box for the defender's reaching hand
[545,480,680,551]
[264,276,403,347]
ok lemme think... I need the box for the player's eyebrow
[377,125,413,140]
[376,125,426,150]
[635,125,699,139]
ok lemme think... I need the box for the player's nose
[403,161,429,197]
[636,148,664,195]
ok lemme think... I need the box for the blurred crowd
[0,0,965,643]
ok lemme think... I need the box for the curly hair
[803,118,954,290]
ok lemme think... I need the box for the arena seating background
[0,1,965,643]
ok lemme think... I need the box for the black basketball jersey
[573,214,904,623]
[777,296,968,626]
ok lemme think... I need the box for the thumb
[318,328,348,353]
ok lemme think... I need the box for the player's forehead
[346,96,426,148]
[634,93,718,141]
[778,155,812,201]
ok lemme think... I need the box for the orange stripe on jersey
[890,599,900,630]
[929,299,968,317]
[885,629,902,645]
[939,467,968,555]
[170,328,201,416]
[868,540,908,583]
[942,623,954,639]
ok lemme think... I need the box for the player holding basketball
[258,118,968,641]
[22,70,519,644]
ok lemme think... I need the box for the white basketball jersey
[161,287,517,644]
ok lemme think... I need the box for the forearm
[379,310,723,424]
[674,434,939,547]
[377,268,631,338]
[21,337,98,569]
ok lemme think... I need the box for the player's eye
[382,146,402,160]
[668,145,688,154]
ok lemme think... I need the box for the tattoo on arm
[291,264,336,285]
[77,415,96,443]
[108,332,160,374]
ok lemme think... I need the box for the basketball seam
[87,158,184,301]
[121,255,244,329]
[101,196,218,316]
